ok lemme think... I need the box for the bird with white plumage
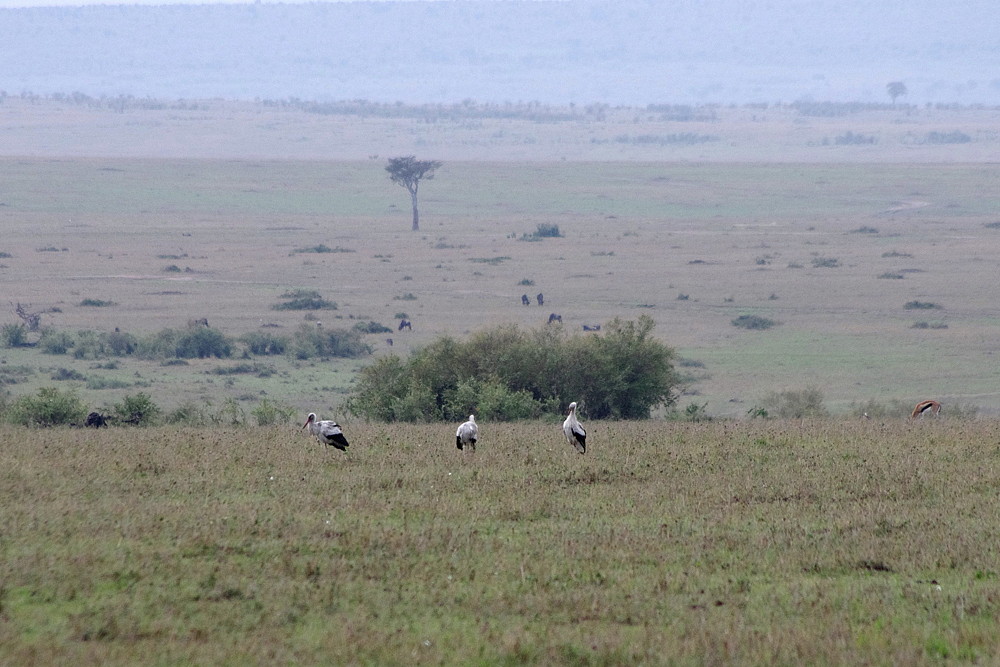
[562,401,586,454]
[456,415,478,451]
[302,413,350,452]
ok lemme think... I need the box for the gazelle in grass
[911,400,942,420]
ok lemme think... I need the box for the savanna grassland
[2,97,1000,664]
[2,420,1000,665]
[2,101,1000,417]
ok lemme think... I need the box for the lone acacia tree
[386,155,442,231]
[886,81,907,106]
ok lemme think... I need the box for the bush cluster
[345,315,679,422]
[1,385,297,428]
[762,386,829,418]
[2,323,372,362]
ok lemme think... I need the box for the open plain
[2,98,999,417]
[2,97,1000,664]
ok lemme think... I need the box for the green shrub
[240,331,288,355]
[79,299,117,307]
[833,131,876,145]
[352,321,393,334]
[105,331,138,356]
[51,368,85,381]
[251,398,295,427]
[165,401,210,426]
[113,392,161,426]
[38,329,75,355]
[273,296,338,311]
[290,324,372,360]
[346,316,677,422]
[138,327,232,360]
[924,131,970,144]
[811,256,840,268]
[6,386,88,426]
[762,386,829,418]
[904,301,942,310]
[668,402,712,422]
[533,223,562,238]
[1,323,29,347]
[731,314,777,330]
[273,289,338,311]
[210,398,246,426]
[292,244,354,254]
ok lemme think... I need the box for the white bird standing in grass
[456,415,478,451]
[563,402,586,454]
[303,413,350,452]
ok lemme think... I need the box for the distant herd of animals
[516,293,597,330]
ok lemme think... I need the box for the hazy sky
[3,0,996,105]
[0,0,408,5]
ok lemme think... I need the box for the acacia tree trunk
[410,187,419,231]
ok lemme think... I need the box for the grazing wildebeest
[582,324,601,331]
[536,293,544,306]
[188,318,209,328]
[386,338,393,347]
[398,319,412,331]
[85,412,108,428]
[521,294,530,306]
[548,313,562,324]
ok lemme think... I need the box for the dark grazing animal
[547,313,562,324]
[85,412,108,428]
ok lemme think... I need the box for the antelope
[910,400,942,420]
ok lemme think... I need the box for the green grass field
[2,420,999,665]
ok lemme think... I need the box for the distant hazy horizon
[2,1,997,106]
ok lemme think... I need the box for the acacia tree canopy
[385,155,442,231]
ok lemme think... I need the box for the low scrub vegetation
[272,289,338,311]
[731,314,778,330]
[904,300,943,310]
[761,386,829,418]
[924,130,971,144]
[346,315,678,422]
[291,243,355,254]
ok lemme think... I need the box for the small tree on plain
[886,81,907,106]
[385,156,442,231]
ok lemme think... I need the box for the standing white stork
[562,401,586,454]
[456,415,478,451]
[302,413,350,452]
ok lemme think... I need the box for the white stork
[456,415,478,451]
[562,402,586,454]
[302,413,350,452]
